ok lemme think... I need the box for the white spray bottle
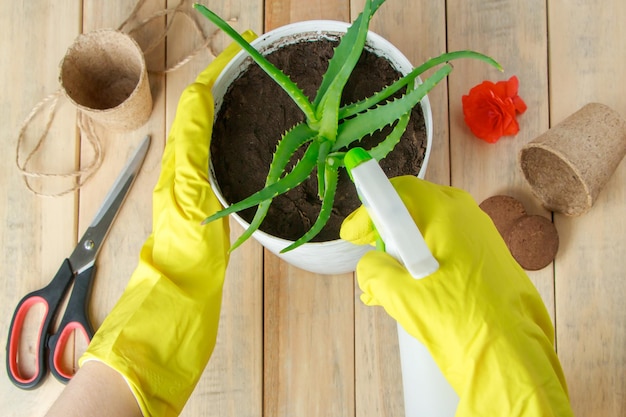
[344,147,459,417]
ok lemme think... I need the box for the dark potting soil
[211,38,427,242]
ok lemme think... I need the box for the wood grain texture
[264,256,355,417]
[353,0,450,185]
[350,1,448,416]
[0,1,81,414]
[446,0,555,318]
[265,0,349,29]
[548,1,626,415]
[183,222,264,417]
[262,3,356,416]
[1,1,624,416]
[264,0,354,416]
[163,2,265,416]
[79,0,165,355]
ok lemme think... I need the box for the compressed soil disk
[505,215,559,271]
[211,38,426,242]
[479,195,527,237]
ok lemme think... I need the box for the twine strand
[15,0,235,197]
[15,90,106,196]
[15,90,62,179]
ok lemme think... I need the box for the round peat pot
[210,21,434,275]
[59,29,152,131]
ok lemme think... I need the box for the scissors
[6,135,150,390]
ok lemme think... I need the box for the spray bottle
[344,147,459,417]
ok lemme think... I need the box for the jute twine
[15,0,237,197]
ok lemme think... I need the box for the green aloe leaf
[367,77,416,161]
[332,64,453,151]
[313,0,378,109]
[202,141,321,225]
[229,124,317,251]
[372,0,387,10]
[338,50,502,120]
[280,155,342,252]
[315,0,374,141]
[315,140,332,198]
[367,110,411,161]
[194,4,316,122]
[269,124,318,181]
[198,0,502,253]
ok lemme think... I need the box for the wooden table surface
[1,0,624,416]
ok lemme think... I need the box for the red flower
[462,75,527,143]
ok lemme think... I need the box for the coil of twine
[15,0,236,197]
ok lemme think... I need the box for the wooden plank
[162,2,265,415]
[349,1,449,416]
[548,2,626,415]
[264,258,355,417]
[446,0,555,317]
[2,3,621,417]
[353,0,451,185]
[79,0,165,358]
[262,2,355,416]
[182,222,264,417]
[265,0,349,28]
[0,0,81,414]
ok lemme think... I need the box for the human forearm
[45,361,141,417]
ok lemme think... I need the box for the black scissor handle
[6,259,74,390]
[48,265,96,383]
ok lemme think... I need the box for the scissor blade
[69,135,151,273]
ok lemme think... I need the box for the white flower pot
[210,20,434,275]
[210,20,458,417]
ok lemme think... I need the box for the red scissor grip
[7,296,49,387]
[47,265,96,383]
[51,321,92,381]
[6,259,74,389]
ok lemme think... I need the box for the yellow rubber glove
[79,31,257,417]
[341,176,573,416]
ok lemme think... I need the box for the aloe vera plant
[195,0,501,252]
